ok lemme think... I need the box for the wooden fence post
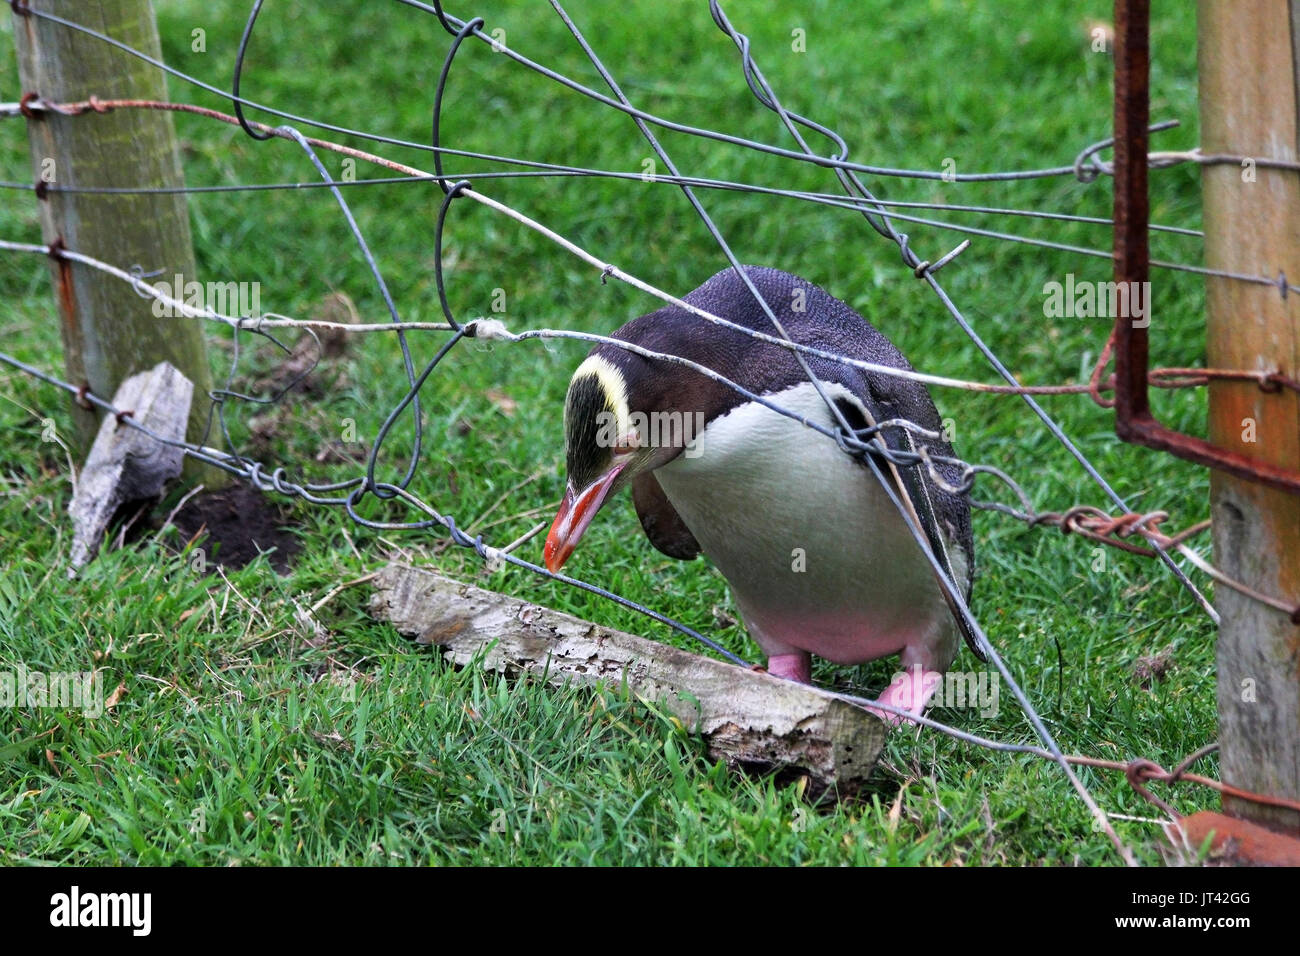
[12,0,220,483]
[1199,0,1300,835]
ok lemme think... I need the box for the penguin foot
[766,652,811,683]
[869,664,944,726]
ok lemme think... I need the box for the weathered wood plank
[68,361,191,573]
[370,564,885,797]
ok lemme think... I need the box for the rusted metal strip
[1112,0,1151,428]
[1111,0,1300,493]
[1173,811,1300,865]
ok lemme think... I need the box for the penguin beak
[544,463,627,573]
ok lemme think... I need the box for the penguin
[543,265,983,721]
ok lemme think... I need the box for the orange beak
[543,464,626,573]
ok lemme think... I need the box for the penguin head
[544,353,679,573]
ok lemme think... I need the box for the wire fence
[3,0,1299,864]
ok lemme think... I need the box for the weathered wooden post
[1199,0,1300,835]
[12,0,219,481]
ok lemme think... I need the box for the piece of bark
[370,564,885,797]
[68,361,192,573]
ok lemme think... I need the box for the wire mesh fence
[3,0,1298,863]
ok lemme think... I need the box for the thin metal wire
[24,96,1298,295]
[10,234,1295,403]
[12,2,1087,186]
[231,0,274,141]
[0,168,1207,237]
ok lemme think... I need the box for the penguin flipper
[632,472,701,560]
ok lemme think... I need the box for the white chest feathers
[653,381,965,667]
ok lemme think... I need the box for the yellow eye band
[571,353,630,438]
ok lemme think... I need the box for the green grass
[0,1,1219,865]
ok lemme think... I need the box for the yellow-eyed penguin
[544,266,982,720]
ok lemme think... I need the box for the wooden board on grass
[370,563,885,797]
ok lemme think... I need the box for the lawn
[0,0,1218,865]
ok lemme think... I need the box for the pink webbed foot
[869,663,943,727]
[766,652,812,683]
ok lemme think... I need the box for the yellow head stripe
[571,353,631,436]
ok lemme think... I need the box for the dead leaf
[888,782,906,832]
[307,729,350,749]
[105,682,126,711]
[712,605,737,629]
